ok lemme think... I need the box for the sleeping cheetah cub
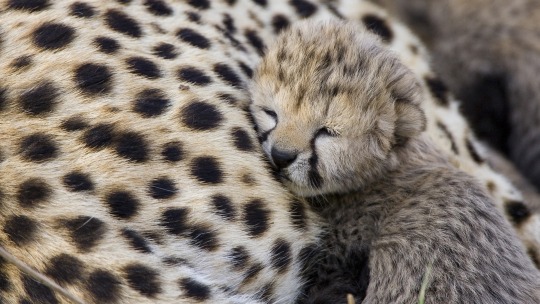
[249,20,540,303]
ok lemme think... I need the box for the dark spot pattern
[231,128,254,152]
[177,28,210,49]
[153,43,177,59]
[94,37,120,54]
[187,0,210,10]
[82,124,114,149]
[243,199,270,237]
[12,55,32,69]
[70,2,96,18]
[126,57,161,79]
[217,93,237,105]
[177,67,212,85]
[33,23,75,50]
[179,278,210,300]
[223,14,236,33]
[22,275,58,304]
[505,201,531,226]
[191,156,223,184]
[105,190,140,219]
[161,142,184,162]
[7,0,50,11]
[245,30,265,55]
[189,226,218,251]
[229,246,249,269]
[19,82,58,116]
[237,61,253,78]
[211,195,235,220]
[181,101,223,130]
[17,178,51,208]
[425,76,449,106]
[86,270,121,303]
[272,14,290,34]
[64,216,106,252]
[214,64,243,87]
[4,215,38,245]
[527,247,540,269]
[133,89,170,117]
[362,14,393,42]
[105,9,142,38]
[63,171,94,192]
[144,0,172,16]
[289,199,307,230]
[289,0,318,18]
[122,229,152,253]
[466,138,484,163]
[252,0,267,6]
[186,11,201,23]
[123,264,162,297]
[114,131,149,162]
[242,263,263,285]
[160,208,189,235]
[149,177,178,199]
[45,254,84,285]
[19,133,58,162]
[270,239,292,272]
[75,63,113,95]
[0,88,6,111]
[61,116,88,131]
[436,122,459,154]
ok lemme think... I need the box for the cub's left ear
[387,64,427,141]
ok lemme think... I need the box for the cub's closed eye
[317,127,337,137]
[263,109,277,119]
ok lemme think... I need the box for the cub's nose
[271,148,297,169]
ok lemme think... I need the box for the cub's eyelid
[262,108,278,119]
[317,127,338,137]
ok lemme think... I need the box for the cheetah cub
[249,20,540,303]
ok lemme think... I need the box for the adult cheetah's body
[0,0,537,303]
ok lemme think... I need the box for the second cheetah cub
[249,20,540,303]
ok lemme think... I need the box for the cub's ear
[387,63,427,142]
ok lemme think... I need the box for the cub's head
[250,20,426,196]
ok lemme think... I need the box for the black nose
[271,148,297,169]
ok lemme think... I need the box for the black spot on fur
[436,122,459,154]
[245,30,265,55]
[214,63,243,87]
[289,0,317,18]
[0,88,6,111]
[186,11,201,23]
[160,208,189,235]
[75,63,113,95]
[217,92,237,105]
[189,226,218,251]
[231,127,254,152]
[105,9,142,38]
[122,229,152,253]
[114,131,149,162]
[181,101,223,130]
[45,254,84,285]
[4,215,38,245]
[126,57,161,79]
[191,156,223,184]
[237,61,253,78]
[270,239,291,273]
[272,14,290,34]
[505,201,531,226]
[123,264,162,297]
[243,199,270,237]
[22,275,58,304]
[149,177,178,199]
[179,278,210,300]
[466,138,484,163]
[242,263,263,285]
[289,199,307,230]
[64,216,106,251]
[153,43,177,59]
[70,2,95,18]
[222,14,236,33]
[87,270,121,303]
[19,133,58,162]
[211,195,235,220]
[177,28,210,49]
[94,37,120,54]
[228,246,249,270]
[8,0,50,11]
[187,0,210,9]
[177,67,212,85]
[19,82,58,116]
[133,89,170,117]
[17,178,51,208]
[33,23,75,50]
[63,171,94,192]
[425,76,449,106]
[144,0,172,16]
[61,116,88,131]
[105,190,140,219]
[161,142,184,162]
[12,55,32,69]
[362,14,393,42]
[82,124,114,149]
